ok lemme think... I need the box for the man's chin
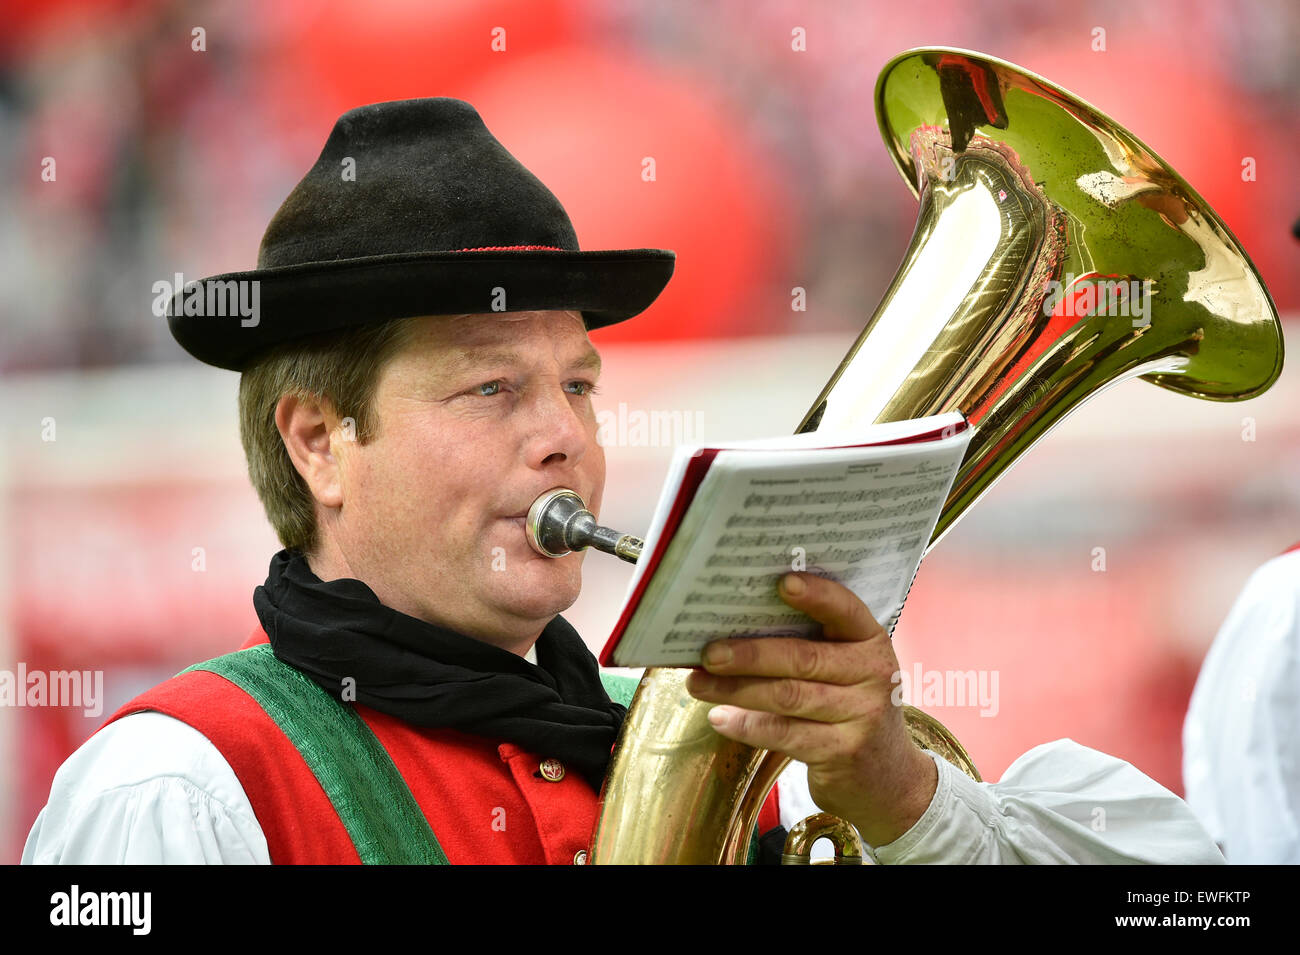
[490,557,584,622]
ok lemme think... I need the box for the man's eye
[567,380,599,397]
[473,381,502,397]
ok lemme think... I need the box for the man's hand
[683,572,938,847]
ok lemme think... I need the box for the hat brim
[167,249,676,370]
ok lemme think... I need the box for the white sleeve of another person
[1183,550,1300,864]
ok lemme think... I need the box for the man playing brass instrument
[24,99,1222,865]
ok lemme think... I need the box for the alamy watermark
[596,401,703,448]
[1,664,104,717]
[891,662,999,717]
[1042,272,1154,328]
[151,272,260,327]
[50,885,150,935]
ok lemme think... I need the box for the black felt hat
[167,98,676,371]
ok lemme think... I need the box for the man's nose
[524,384,593,470]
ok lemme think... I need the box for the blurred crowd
[2,0,1297,372]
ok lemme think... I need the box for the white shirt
[24,711,1223,864]
[1183,549,1300,863]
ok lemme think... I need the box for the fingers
[694,572,893,684]
[686,669,874,722]
[704,705,851,766]
[698,634,883,685]
[689,574,933,841]
[776,572,886,643]
[685,571,901,756]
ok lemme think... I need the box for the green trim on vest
[180,652,761,864]
[182,645,449,865]
[599,672,639,707]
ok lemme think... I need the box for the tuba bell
[543,47,1284,864]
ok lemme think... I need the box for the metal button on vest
[539,758,565,782]
[573,849,588,865]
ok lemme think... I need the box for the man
[1183,543,1300,863]
[24,98,1222,864]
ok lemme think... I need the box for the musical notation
[602,415,972,667]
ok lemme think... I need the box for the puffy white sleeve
[21,712,271,865]
[1183,551,1300,863]
[777,741,1224,865]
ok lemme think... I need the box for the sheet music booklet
[598,412,972,668]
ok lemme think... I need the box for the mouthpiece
[525,488,643,563]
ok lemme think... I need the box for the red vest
[102,627,781,864]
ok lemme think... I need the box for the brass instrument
[530,47,1284,864]
[526,489,643,563]
[527,483,982,863]
[782,814,866,865]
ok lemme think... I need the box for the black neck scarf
[252,550,627,790]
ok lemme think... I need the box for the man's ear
[275,393,344,509]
